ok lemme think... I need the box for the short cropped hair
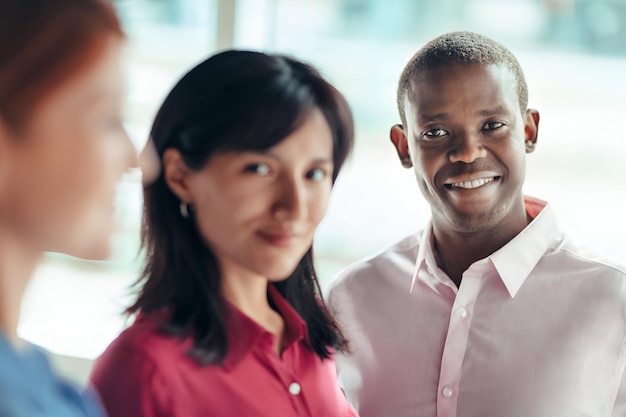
[397,31,528,125]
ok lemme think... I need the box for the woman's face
[0,36,136,260]
[177,108,334,283]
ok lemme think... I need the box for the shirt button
[457,307,468,318]
[289,382,301,395]
[442,387,453,397]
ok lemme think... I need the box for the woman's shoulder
[97,311,192,365]
[89,312,194,417]
[90,311,195,389]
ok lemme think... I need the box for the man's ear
[524,109,540,154]
[163,148,194,203]
[390,124,413,168]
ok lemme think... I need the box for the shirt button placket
[287,381,309,417]
[438,270,482,417]
[289,382,301,396]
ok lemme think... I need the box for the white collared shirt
[327,196,626,417]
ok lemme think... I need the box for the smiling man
[327,31,626,417]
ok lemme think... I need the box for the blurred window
[21,0,626,365]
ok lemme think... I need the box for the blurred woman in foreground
[0,0,136,415]
[91,50,358,417]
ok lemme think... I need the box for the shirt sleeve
[610,337,626,417]
[90,345,173,417]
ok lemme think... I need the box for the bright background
[18,0,626,383]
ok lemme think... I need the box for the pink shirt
[327,196,626,417]
[91,285,357,417]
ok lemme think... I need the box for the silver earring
[179,202,189,219]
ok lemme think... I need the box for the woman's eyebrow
[252,150,333,165]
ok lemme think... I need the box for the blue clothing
[0,333,104,417]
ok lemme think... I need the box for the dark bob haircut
[129,50,354,365]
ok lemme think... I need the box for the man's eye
[307,168,327,182]
[484,121,504,130]
[244,163,271,176]
[424,128,448,138]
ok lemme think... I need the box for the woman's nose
[271,176,307,221]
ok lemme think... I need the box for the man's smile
[443,173,501,190]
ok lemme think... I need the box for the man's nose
[448,130,487,163]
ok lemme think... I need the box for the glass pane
[19,1,626,379]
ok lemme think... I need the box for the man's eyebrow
[417,106,508,124]
[476,106,507,117]
[419,113,450,123]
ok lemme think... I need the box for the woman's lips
[256,230,299,247]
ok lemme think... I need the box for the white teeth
[451,177,495,189]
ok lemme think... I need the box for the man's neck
[432,212,532,288]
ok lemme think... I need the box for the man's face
[392,63,539,235]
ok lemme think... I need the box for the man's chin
[442,209,500,234]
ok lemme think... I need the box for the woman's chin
[54,235,112,262]
[264,263,301,282]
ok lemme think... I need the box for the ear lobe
[524,109,540,154]
[390,124,413,168]
[163,148,194,203]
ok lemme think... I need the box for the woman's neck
[221,269,285,355]
[0,231,40,345]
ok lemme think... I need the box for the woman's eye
[307,168,327,182]
[423,128,448,138]
[484,121,504,130]
[244,163,271,176]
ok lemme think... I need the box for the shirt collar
[410,196,561,298]
[222,284,310,371]
[410,226,438,293]
[490,196,559,297]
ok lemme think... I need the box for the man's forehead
[403,63,518,110]
[409,62,515,88]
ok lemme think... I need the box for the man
[327,31,626,417]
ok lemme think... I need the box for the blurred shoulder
[558,236,626,279]
[92,311,191,377]
[326,232,422,301]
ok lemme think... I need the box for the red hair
[0,0,124,128]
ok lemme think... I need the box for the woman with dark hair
[0,0,135,416]
[90,50,358,417]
